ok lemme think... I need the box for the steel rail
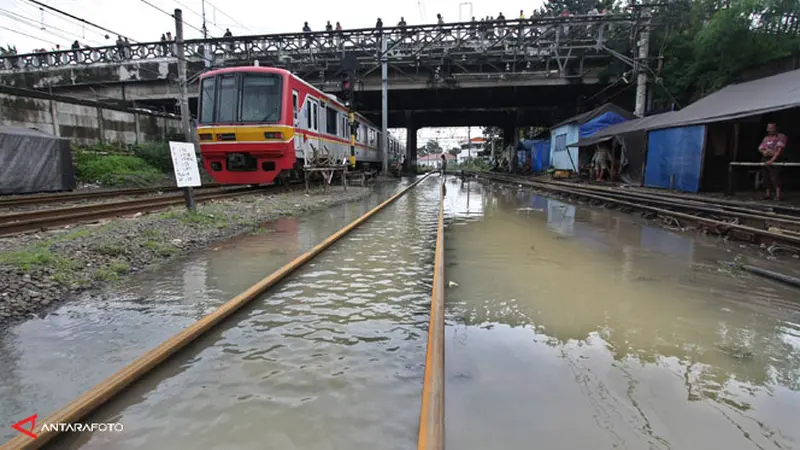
[0,184,222,208]
[474,172,800,247]
[0,186,262,236]
[418,178,446,450]
[0,173,432,450]
[555,179,800,218]
[539,180,800,229]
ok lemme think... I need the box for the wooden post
[726,122,740,197]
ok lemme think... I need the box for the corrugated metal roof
[647,68,800,131]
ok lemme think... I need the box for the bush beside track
[72,143,215,188]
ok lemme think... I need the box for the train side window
[305,102,311,129]
[292,91,298,121]
[326,107,337,135]
[311,103,318,131]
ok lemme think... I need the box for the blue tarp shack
[518,139,551,173]
[549,103,635,172]
[640,68,800,193]
[568,112,677,185]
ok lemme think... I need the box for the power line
[10,0,110,43]
[0,24,58,46]
[24,0,136,42]
[139,0,205,34]
[0,7,105,46]
[203,0,249,33]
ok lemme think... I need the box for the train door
[293,90,301,155]
[309,98,321,160]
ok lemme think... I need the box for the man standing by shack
[440,153,447,177]
[758,123,787,201]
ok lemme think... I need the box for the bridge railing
[0,15,636,72]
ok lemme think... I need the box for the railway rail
[0,184,222,209]
[0,186,265,237]
[471,172,800,250]
[0,173,447,450]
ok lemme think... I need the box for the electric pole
[201,0,208,38]
[175,8,196,210]
[380,35,389,173]
[634,11,651,118]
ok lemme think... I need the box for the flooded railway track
[473,172,800,250]
[0,185,282,237]
[0,185,222,209]
[0,173,446,450]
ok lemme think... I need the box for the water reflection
[444,180,800,450]
[0,182,402,443]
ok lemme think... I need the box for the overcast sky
[0,0,535,147]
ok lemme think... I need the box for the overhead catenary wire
[0,24,58,46]
[24,0,137,42]
[10,0,111,44]
[0,7,105,47]
[203,0,249,33]
[139,0,205,34]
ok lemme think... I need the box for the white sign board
[169,141,202,188]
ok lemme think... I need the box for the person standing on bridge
[758,122,788,201]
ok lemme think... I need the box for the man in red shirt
[758,122,788,200]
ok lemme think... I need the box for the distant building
[418,153,456,168]
[457,137,486,164]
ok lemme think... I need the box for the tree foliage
[535,0,799,109]
[417,139,443,156]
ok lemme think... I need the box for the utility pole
[634,11,651,118]
[380,35,389,173]
[175,8,196,210]
[201,0,208,38]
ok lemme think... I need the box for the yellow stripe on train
[197,125,296,143]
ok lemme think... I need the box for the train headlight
[264,131,283,140]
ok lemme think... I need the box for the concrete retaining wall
[0,91,182,146]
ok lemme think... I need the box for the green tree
[448,147,461,156]
[418,140,442,157]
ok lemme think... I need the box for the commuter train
[196,66,404,185]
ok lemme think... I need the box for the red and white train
[196,66,404,185]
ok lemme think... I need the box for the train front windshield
[198,72,283,125]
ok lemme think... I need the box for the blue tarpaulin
[579,112,629,139]
[644,125,706,193]
[519,139,551,172]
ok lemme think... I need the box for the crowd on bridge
[0,6,615,69]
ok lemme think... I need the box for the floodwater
[444,178,800,450]
[0,179,412,444]
[1,175,799,450]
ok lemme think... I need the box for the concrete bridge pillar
[405,111,417,172]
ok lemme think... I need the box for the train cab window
[216,75,237,123]
[240,73,282,123]
[326,107,338,135]
[199,77,215,124]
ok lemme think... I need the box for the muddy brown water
[1,176,799,450]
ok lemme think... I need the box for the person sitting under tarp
[591,144,612,181]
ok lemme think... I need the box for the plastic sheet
[0,126,75,194]
[644,125,706,193]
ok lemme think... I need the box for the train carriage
[196,66,404,185]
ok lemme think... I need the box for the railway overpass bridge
[0,14,644,160]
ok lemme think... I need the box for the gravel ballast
[0,186,373,325]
